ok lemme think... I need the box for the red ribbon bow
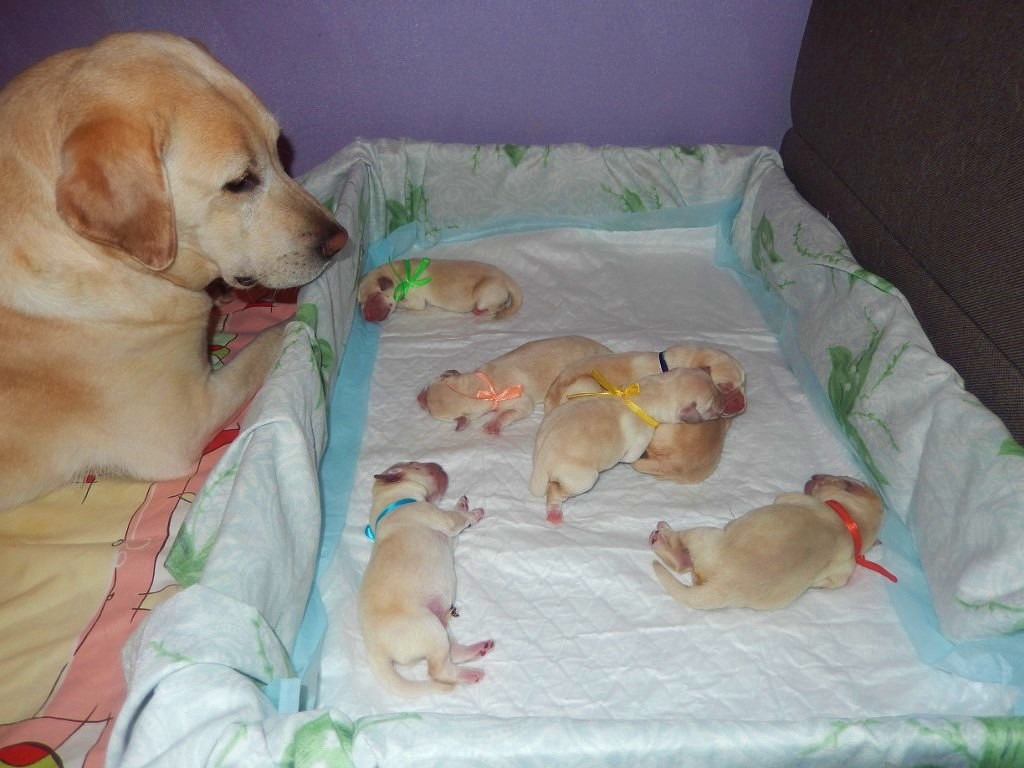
[826,499,898,583]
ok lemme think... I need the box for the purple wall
[0,0,811,176]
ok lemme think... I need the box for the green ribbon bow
[390,257,432,301]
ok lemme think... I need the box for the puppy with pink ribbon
[417,335,610,434]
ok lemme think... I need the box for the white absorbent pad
[318,226,1017,722]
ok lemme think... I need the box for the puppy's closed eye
[223,170,260,194]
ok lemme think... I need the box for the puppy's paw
[469,639,495,658]
[546,505,563,525]
[457,666,485,684]
[483,417,503,436]
[649,521,671,546]
[455,495,469,512]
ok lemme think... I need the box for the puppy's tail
[368,651,455,699]
[652,561,727,610]
[494,278,523,320]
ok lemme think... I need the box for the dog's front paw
[483,416,503,436]
[468,507,485,525]
[455,495,469,512]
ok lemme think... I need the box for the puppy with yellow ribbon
[544,345,747,484]
[357,257,522,322]
[529,367,726,524]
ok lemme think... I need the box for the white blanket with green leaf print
[108,140,1023,768]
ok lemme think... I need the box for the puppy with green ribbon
[357,256,522,322]
[530,367,727,524]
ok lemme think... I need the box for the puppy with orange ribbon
[649,474,894,611]
[530,367,726,524]
[418,336,610,434]
[358,257,523,322]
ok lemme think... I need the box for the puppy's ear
[376,276,394,291]
[56,116,176,271]
[439,369,460,379]
[373,468,405,484]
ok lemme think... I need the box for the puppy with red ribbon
[649,474,895,611]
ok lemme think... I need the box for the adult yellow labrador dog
[0,33,348,511]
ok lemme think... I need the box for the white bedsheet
[318,225,1016,724]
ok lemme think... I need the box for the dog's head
[357,270,398,322]
[417,370,495,431]
[637,367,725,424]
[661,345,747,417]
[53,33,347,290]
[372,461,449,504]
[804,474,884,545]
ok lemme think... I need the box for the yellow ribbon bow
[446,371,525,411]
[567,370,660,428]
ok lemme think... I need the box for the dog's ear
[439,369,460,379]
[56,116,176,271]
[376,276,394,291]
[373,468,405,484]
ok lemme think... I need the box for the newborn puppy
[530,367,725,524]
[649,474,888,610]
[634,418,732,484]
[358,461,494,697]
[358,257,522,322]
[545,345,746,484]
[418,336,611,434]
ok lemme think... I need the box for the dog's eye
[223,171,260,193]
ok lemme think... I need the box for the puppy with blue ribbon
[358,460,494,697]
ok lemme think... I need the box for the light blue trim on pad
[289,199,742,709]
[288,309,381,710]
[296,195,1023,714]
[368,199,744,267]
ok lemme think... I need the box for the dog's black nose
[320,223,348,259]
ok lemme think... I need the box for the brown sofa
[780,0,1023,443]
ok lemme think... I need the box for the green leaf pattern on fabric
[669,144,706,162]
[164,526,214,588]
[277,713,419,768]
[294,302,336,408]
[802,717,1024,767]
[385,182,429,236]
[502,143,528,167]
[956,596,1024,630]
[827,317,908,486]
[999,438,1024,457]
[148,640,196,665]
[750,214,794,290]
[602,184,662,213]
[165,464,238,586]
